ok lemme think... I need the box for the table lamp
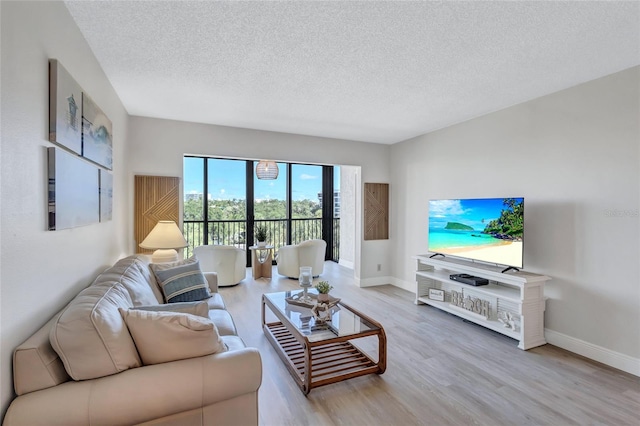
[139,220,188,263]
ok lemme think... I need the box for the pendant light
[256,160,279,180]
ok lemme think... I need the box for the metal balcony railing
[183,218,339,262]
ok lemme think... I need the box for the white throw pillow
[119,308,226,365]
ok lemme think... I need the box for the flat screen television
[428,197,524,270]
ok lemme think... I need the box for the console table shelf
[413,254,550,350]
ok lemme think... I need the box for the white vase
[257,241,266,247]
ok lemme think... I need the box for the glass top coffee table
[261,290,386,395]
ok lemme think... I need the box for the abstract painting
[100,169,113,222]
[364,183,389,240]
[82,92,113,170]
[49,60,82,154]
[48,147,100,230]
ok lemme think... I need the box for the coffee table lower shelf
[264,322,384,395]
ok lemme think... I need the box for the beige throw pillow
[119,308,226,365]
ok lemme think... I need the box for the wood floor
[219,262,640,426]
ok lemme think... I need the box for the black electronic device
[449,273,489,286]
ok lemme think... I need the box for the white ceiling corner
[64,0,640,144]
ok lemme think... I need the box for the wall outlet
[377,264,381,272]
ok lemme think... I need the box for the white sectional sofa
[3,255,262,426]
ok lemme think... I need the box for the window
[183,157,339,265]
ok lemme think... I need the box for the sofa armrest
[3,348,262,426]
[204,271,218,293]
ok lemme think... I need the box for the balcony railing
[183,218,339,262]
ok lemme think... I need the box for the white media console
[413,254,550,350]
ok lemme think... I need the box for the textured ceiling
[64,1,640,144]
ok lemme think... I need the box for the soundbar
[449,273,489,286]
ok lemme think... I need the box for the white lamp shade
[139,221,188,250]
[256,160,279,180]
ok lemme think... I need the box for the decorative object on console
[254,224,269,246]
[315,280,334,302]
[255,160,279,179]
[428,288,445,302]
[498,312,517,330]
[139,220,188,263]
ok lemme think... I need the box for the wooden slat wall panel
[134,175,180,253]
[364,183,389,240]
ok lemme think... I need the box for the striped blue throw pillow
[151,258,211,303]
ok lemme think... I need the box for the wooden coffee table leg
[303,343,311,395]
[378,327,387,374]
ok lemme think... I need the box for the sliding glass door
[183,156,339,265]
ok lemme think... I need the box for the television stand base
[413,254,550,350]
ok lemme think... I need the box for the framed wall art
[82,92,113,170]
[49,60,82,154]
[48,147,100,230]
[364,182,389,240]
[99,169,113,222]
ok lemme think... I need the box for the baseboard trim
[544,328,640,377]
[338,259,354,269]
[357,276,392,288]
[390,278,415,292]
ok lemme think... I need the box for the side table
[249,245,273,279]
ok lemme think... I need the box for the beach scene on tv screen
[428,198,524,267]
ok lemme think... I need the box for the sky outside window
[184,160,326,202]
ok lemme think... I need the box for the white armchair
[276,239,327,278]
[193,245,246,287]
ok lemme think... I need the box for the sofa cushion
[93,256,161,306]
[207,293,226,310]
[131,255,165,302]
[208,309,237,336]
[150,258,212,303]
[120,309,226,365]
[221,335,247,352]
[50,281,141,380]
[135,301,209,318]
[13,315,70,395]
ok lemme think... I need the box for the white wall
[338,166,358,269]
[127,116,391,283]
[0,1,130,414]
[390,67,640,374]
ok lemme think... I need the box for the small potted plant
[315,281,333,302]
[255,225,269,247]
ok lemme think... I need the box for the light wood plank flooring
[219,262,640,426]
